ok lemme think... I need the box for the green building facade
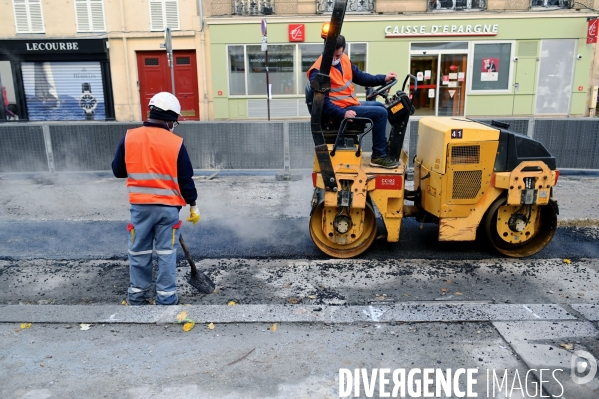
[207,12,596,120]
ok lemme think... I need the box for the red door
[136,51,200,121]
[173,51,199,120]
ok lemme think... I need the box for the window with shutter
[75,0,106,32]
[149,0,179,31]
[12,0,45,33]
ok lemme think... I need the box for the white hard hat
[148,92,181,115]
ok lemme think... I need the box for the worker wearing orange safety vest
[112,92,199,305]
[308,35,399,168]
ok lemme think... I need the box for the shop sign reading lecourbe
[0,39,107,55]
[385,24,499,38]
[26,42,79,51]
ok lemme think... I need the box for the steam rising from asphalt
[190,176,310,246]
[0,173,311,252]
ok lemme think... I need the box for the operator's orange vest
[125,126,186,206]
[307,54,360,108]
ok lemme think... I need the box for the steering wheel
[366,79,397,100]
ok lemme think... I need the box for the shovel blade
[188,270,215,294]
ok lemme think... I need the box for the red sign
[375,175,403,190]
[218,90,222,96]
[587,19,598,44]
[449,65,458,71]
[482,58,499,73]
[578,86,584,91]
[288,24,305,42]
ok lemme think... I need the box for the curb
[1,303,593,325]
[558,219,599,227]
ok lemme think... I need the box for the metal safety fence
[0,118,598,173]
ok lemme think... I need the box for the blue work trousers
[127,204,180,305]
[344,101,388,159]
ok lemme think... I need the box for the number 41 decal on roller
[451,129,463,139]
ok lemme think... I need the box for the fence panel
[0,125,47,172]
[50,123,137,172]
[534,119,599,169]
[1,118,598,172]
[177,122,284,169]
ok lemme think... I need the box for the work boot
[370,157,399,169]
[126,297,156,306]
[156,296,179,306]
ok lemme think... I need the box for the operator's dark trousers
[344,101,388,159]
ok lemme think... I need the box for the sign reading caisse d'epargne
[385,24,499,37]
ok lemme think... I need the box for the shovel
[179,234,215,294]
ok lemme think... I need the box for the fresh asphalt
[0,217,598,260]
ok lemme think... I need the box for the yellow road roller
[307,0,559,259]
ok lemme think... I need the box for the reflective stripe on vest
[127,186,182,197]
[307,54,360,108]
[128,173,179,184]
[330,94,358,102]
[125,126,186,207]
[330,80,352,93]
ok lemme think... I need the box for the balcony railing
[428,0,486,10]
[316,0,375,14]
[531,0,569,7]
[233,0,274,15]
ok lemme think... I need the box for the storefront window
[228,43,368,97]
[0,61,19,121]
[349,43,367,94]
[532,0,568,8]
[471,43,512,91]
[228,45,246,95]
[247,44,295,96]
[412,42,468,51]
[22,61,106,121]
[300,44,322,92]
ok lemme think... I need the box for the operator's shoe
[370,157,400,169]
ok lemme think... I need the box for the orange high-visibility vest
[307,54,360,108]
[125,126,186,206]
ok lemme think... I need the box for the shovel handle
[179,234,198,275]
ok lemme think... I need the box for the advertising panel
[22,61,105,121]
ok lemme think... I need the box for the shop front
[207,13,594,120]
[394,19,591,118]
[0,39,115,122]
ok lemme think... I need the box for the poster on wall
[481,58,499,82]
[22,62,105,121]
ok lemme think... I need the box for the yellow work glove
[186,205,200,225]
